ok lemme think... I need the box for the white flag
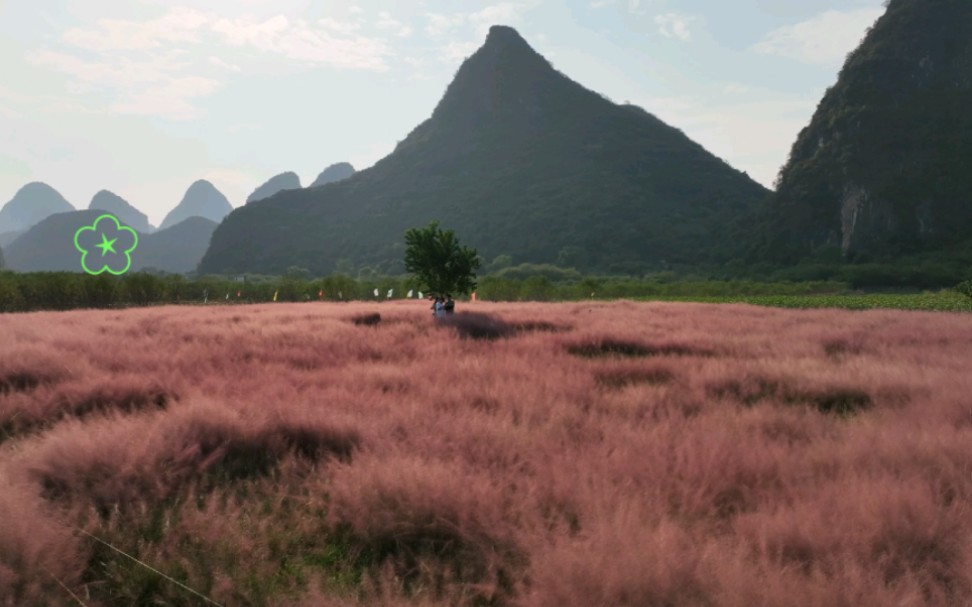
[387,289,393,299]
[418,291,423,299]
[407,289,414,298]
[373,288,379,297]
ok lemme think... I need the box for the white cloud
[721,82,752,95]
[629,0,648,16]
[469,2,524,29]
[27,5,394,121]
[109,76,220,119]
[31,48,220,119]
[425,12,465,37]
[467,2,529,40]
[440,40,479,62]
[590,0,613,8]
[227,123,261,134]
[374,11,412,37]
[752,8,885,66]
[654,13,693,42]
[208,56,241,72]
[212,15,389,70]
[317,17,363,35]
[61,7,209,52]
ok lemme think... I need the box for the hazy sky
[0,0,886,227]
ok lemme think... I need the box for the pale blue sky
[0,0,886,226]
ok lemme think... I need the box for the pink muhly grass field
[1,300,972,606]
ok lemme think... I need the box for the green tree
[958,280,972,299]
[404,220,480,296]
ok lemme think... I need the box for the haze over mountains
[0,182,74,243]
[89,190,154,234]
[309,163,356,189]
[200,26,769,276]
[247,172,301,204]
[158,180,233,231]
[4,1,971,280]
[3,210,217,273]
[0,165,355,273]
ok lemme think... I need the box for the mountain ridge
[309,163,355,188]
[159,180,232,231]
[4,211,216,273]
[247,172,301,204]
[199,25,769,276]
[89,190,154,234]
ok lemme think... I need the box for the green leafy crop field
[640,291,972,312]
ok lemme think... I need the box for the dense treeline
[2,250,970,313]
[0,269,847,313]
[0,271,423,313]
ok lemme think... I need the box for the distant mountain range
[199,26,769,276]
[6,4,970,279]
[0,168,354,273]
[0,182,74,235]
[3,210,217,274]
[0,180,227,273]
[158,180,233,231]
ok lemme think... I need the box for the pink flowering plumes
[1,300,971,606]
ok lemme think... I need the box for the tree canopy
[404,220,480,296]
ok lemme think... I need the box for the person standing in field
[444,294,455,314]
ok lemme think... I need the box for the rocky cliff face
[762,0,972,261]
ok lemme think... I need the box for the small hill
[199,26,768,276]
[0,182,75,234]
[4,211,215,273]
[756,0,972,262]
[308,163,355,188]
[89,190,154,233]
[247,172,301,204]
[4,210,105,272]
[159,180,232,231]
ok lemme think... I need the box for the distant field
[2,301,972,606]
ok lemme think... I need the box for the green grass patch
[634,290,972,312]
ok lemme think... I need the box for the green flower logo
[74,214,139,275]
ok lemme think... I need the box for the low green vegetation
[642,291,972,312]
[2,265,970,314]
